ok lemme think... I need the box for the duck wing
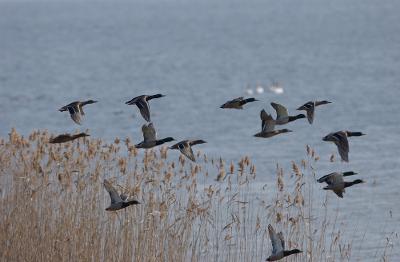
[67,105,82,125]
[78,103,85,115]
[104,179,123,204]
[306,107,315,124]
[260,109,275,132]
[179,142,196,162]
[142,123,157,142]
[297,101,315,124]
[318,172,343,186]
[136,98,151,122]
[126,95,151,122]
[333,132,349,162]
[277,232,285,250]
[317,173,333,184]
[271,102,289,122]
[268,224,283,254]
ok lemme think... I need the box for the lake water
[0,0,399,260]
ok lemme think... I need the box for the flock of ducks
[50,94,366,261]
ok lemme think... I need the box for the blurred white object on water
[245,85,254,95]
[255,83,264,94]
[269,82,284,94]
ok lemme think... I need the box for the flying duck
[297,100,331,124]
[125,94,165,122]
[266,224,302,261]
[59,100,98,125]
[220,97,258,109]
[169,139,207,162]
[49,132,89,143]
[322,131,365,162]
[254,109,292,138]
[135,123,174,149]
[104,179,140,211]
[317,171,364,198]
[271,102,305,125]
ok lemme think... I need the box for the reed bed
[0,129,390,261]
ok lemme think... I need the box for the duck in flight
[270,102,305,125]
[254,109,292,138]
[49,132,89,144]
[125,94,165,122]
[104,179,140,211]
[297,100,331,124]
[317,171,364,198]
[220,97,258,109]
[59,100,98,125]
[135,123,174,149]
[169,139,207,162]
[266,224,302,261]
[322,131,365,162]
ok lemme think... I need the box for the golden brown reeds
[0,130,394,261]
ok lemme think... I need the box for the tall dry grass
[0,129,392,261]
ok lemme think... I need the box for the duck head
[316,100,332,106]
[74,133,90,138]
[343,171,357,176]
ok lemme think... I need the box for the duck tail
[125,98,136,105]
